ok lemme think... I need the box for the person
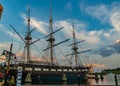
[9,75,15,86]
[0,73,1,82]
[0,73,4,86]
[0,72,3,82]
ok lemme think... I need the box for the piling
[95,74,99,83]
[25,72,32,85]
[100,74,104,81]
[115,75,118,86]
[38,75,41,86]
[62,73,67,85]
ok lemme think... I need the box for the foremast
[49,0,54,65]
[46,0,55,65]
[10,7,32,64]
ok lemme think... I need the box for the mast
[44,0,69,65]
[66,20,91,67]
[72,20,79,67]
[10,7,40,64]
[25,7,32,63]
[47,0,55,65]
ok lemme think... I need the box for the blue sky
[0,0,120,71]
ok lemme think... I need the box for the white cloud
[80,3,120,44]
[89,54,120,70]
[115,39,120,43]
[104,33,110,38]
[30,18,48,35]
[81,2,120,33]
[0,24,21,41]
[110,12,120,32]
[88,30,103,37]
[83,4,110,23]
[0,24,4,28]
[22,14,48,35]
[86,36,100,44]
[55,20,73,38]
[6,29,21,40]
[89,31,97,36]
[0,43,6,48]
[54,20,102,48]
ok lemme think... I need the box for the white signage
[16,67,22,86]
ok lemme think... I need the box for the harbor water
[89,73,120,85]
[28,73,120,86]
[0,73,120,86]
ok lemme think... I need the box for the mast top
[27,5,30,22]
[72,20,75,31]
[50,0,53,33]
[72,20,76,43]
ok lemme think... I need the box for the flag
[0,4,3,19]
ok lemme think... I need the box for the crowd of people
[0,73,15,86]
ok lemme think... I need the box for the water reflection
[88,73,120,85]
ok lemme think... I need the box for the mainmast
[43,0,69,65]
[47,0,55,65]
[25,7,32,63]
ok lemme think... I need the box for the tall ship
[0,1,92,85]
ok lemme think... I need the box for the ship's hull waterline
[8,64,90,85]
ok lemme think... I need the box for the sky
[0,0,120,71]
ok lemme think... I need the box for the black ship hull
[7,63,90,85]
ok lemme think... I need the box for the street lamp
[1,50,8,86]
[13,55,17,69]
[1,44,13,86]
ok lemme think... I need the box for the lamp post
[1,44,13,86]
[13,55,17,69]
[7,43,13,86]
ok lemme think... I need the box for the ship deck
[9,63,90,74]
